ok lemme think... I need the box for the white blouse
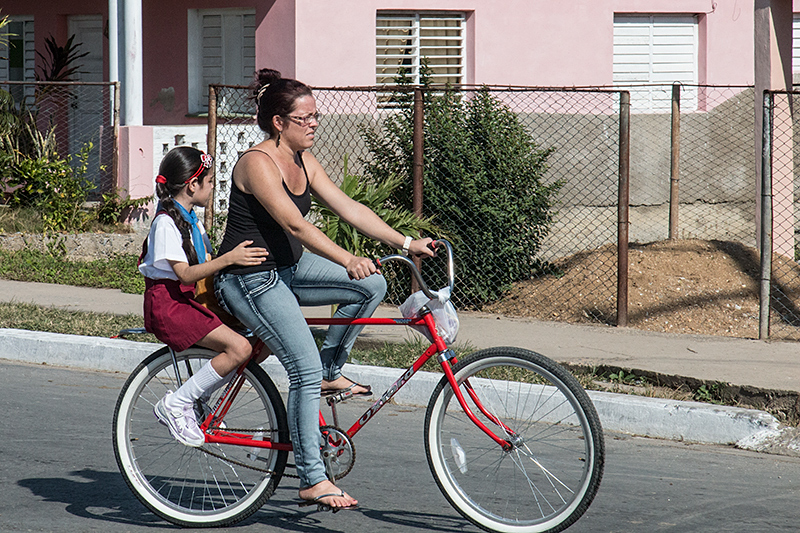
[138,213,211,281]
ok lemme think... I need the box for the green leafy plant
[312,155,440,259]
[5,140,96,232]
[361,64,562,307]
[96,188,153,225]
[35,34,89,82]
[693,383,726,405]
[608,369,641,386]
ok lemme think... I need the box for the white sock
[203,369,237,399]
[167,361,224,408]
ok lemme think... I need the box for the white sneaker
[154,391,205,447]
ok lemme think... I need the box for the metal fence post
[411,87,424,291]
[205,84,218,229]
[669,82,681,239]
[759,90,773,340]
[617,91,631,327]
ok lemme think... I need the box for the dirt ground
[486,239,800,340]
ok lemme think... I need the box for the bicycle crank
[319,425,355,481]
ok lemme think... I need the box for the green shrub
[361,68,562,307]
[5,141,95,232]
[312,155,439,258]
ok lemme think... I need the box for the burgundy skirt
[143,278,222,352]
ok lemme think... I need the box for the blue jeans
[214,253,386,488]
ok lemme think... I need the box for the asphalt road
[2,359,800,533]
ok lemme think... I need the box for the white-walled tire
[113,346,289,527]
[424,347,604,533]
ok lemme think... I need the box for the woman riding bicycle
[214,68,433,510]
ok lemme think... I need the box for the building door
[67,15,106,193]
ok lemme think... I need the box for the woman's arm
[170,240,268,285]
[304,153,435,257]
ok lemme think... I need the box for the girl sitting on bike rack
[138,146,269,447]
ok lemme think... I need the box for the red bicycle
[112,240,604,533]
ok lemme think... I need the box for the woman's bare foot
[299,480,358,510]
[321,376,371,396]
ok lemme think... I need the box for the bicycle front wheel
[424,347,604,533]
[112,346,289,527]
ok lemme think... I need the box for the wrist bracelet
[402,235,413,256]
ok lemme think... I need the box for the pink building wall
[290,0,758,89]
[4,0,790,124]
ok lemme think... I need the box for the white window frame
[793,14,800,83]
[0,16,35,82]
[376,12,466,87]
[0,16,35,107]
[187,8,255,115]
[613,14,698,112]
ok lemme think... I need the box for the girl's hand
[227,240,269,267]
[345,255,377,280]
[409,237,436,257]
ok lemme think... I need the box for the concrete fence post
[759,90,773,340]
[617,91,631,327]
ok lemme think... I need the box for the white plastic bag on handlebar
[398,286,459,345]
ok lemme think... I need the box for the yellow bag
[195,275,245,331]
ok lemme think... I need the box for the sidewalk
[0,279,797,450]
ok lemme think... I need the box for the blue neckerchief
[173,202,207,264]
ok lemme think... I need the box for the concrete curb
[0,328,780,446]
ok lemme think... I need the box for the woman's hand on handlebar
[345,255,378,280]
[409,237,436,258]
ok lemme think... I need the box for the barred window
[376,12,465,87]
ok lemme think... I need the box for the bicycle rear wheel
[113,346,289,527]
[424,347,604,533]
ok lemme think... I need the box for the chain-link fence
[209,84,626,320]
[624,83,755,245]
[764,90,800,340]
[0,81,118,198]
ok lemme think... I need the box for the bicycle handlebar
[375,239,454,300]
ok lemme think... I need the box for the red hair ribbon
[155,175,167,184]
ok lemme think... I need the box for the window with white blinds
[376,12,465,87]
[188,9,255,114]
[613,14,698,111]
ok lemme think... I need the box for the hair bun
[255,68,281,88]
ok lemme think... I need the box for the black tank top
[218,150,312,275]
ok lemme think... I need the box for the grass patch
[350,336,477,372]
[0,249,144,294]
[0,301,156,342]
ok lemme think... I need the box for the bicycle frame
[164,239,511,452]
[202,309,511,452]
